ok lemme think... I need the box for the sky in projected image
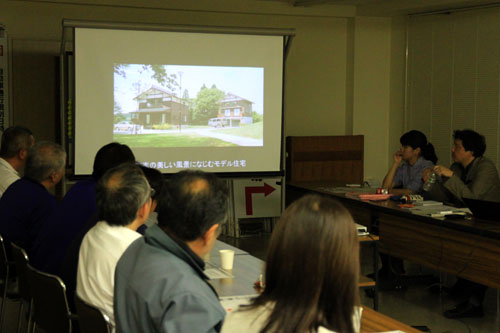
[114,64,264,114]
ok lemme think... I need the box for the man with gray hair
[0,141,65,257]
[76,163,152,330]
[0,126,35,197]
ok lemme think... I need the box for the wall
[407,8,500,169]
[0,0,406,182]
[352,16,392,183]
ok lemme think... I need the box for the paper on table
[318,187,375,194]
[412,200,443,206]
[204,262,233,279]
[220,295,257,312]
[408,204,471,217]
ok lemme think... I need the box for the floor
[219,233,500,333]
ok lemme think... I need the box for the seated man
[114,170,228,332]
[424,129,500,203]
[76,163,151,329]
[0,126,35,197]
[0,141,65,257]
[424,129,500,318]
[31,142,135,275]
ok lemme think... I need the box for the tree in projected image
[191,85,225,125]
[114,64,179,91]
[114,102,127,124]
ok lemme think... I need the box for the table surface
[288,181,500,240]
[209,241,421,333]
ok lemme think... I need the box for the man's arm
[443,159,500,201]
[161,292,225,333]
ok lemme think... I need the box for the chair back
[0,234,15,327]
[0,234,10,281]
[26,264,74,333]
[75,295,111,333]
[11,242,31,302]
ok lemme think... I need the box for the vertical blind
[407,8,500,169]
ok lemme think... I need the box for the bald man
[114,170,228,333]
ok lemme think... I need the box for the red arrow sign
[245,183,276,215]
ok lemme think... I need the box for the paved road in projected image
[135,128,263,146]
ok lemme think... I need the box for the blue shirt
[31,179,97,275]
[114,225,225,333]
[0,178,57,258]
[393,157,434,194]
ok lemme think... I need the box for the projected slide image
[113,64,264,147]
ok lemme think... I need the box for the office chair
[75,295,111,333]
[26,264,78,333]
[11,242,33,333]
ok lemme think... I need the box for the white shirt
[76,221,141,330]
[221,303,361,333]
[0,157,20,197]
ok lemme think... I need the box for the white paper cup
[219,249,235,270]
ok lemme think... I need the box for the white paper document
[220,295,257,312]
[408,204,471,217]
[204,262,233,279]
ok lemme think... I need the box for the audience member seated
[138,165,164,232]
[423,129,500,318]
[382,130,437,195]
[222,194,361,333]
[31,142,135,275]
[76,163,151,330]
[0,126,34,197]
[379,130,438,283]
[114,170,228,332]
[0,141,65,257]
[424,129,500,204]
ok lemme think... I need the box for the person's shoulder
[477,156,496,167]
[222,305,270,333]
[419,158,434,168]
[63,179,96,199]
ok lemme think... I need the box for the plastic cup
[219,249,235,270]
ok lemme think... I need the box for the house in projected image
[216,93,254,127]
[131,85,189,128]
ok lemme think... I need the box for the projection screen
[73,26,285,175]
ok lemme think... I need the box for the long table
[287,181,500,289]
[208,241,420,332]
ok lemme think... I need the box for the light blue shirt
[393,157,434,194]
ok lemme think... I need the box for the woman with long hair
[222,194,361,333]
[382,130,437,195]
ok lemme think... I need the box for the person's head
[250,194,360,333]
[139,164,164,212]
[399,130,437,164]
[157,170,228,256]
[0,126,35,170]
[452,130,486,165]
[25,141,66,189]
[96,163,152,229]
[92,143,135,180]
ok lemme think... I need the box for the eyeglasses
[150,188,156,198]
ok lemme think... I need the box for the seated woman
[382,130,437,195]
[222,194,361,333]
